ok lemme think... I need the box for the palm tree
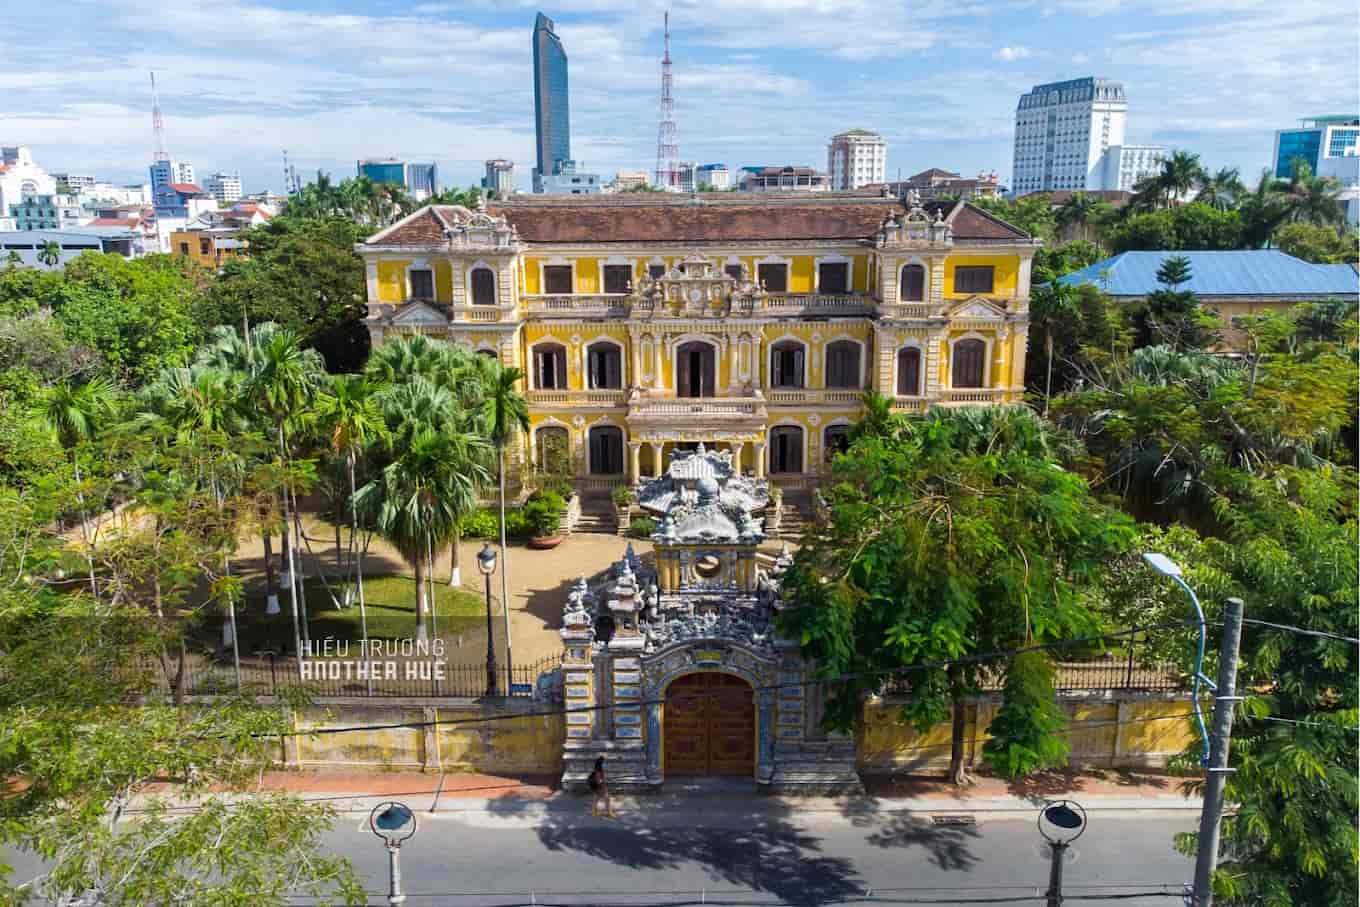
[1195,166,1246,211]
[1055,193,1103,242]
[1238,169,1292,248]
[474,357,530,679]
[44,377,118,598]
[1031,282,1082,412]
[1276,160,1345,228]
[4,250,22,269]
[354,424,488,640]
[314,374,386,586]
[37,240,61,268]
[1158,151,1206,208]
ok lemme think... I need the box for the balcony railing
[878,303,939,319]
[766,388,865,405]
[759,294,874,315]
[628,396,767,420]
[524,294,630,317]
[891,396,928,412]
[940,388,1008,404]
[526,389,628,406]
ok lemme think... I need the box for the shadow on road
[486,795,863,907]
[839,798,981,872]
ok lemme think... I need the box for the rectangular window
[409,268,435,300]
[724,264,744,282]
[534,346,567,389]
[542,265,573,294]
[199,237,211,255]
[818,262,849,294]
[954,266,994,294]
[602,264,632,295]
[178,242,189,255]
[757,263,788,293]
[648,264,666,280]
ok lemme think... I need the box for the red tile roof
[167,183,205,194]
[368,199,1031,247]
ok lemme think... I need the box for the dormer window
[470,267,496,305]
[409,268,434,300]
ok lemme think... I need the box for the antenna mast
[150,72,169,162]
[654,11,679,190]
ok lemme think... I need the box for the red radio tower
[150,71,169,162]
[654,12,679,190]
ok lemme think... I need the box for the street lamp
[477,542,499,696]
[1142,551,1215,765]
[369,801,417,906]
[1038,799,1087,907]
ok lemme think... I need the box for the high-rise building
[1011,77,1162,195]
[827,129,887,190]
[1101,145,1164,192]
[695,164,730,191]
[483,159,516,196]
[1273,116,1360,224]
[532,12,571,193]
[149,159,196,193]
[676,162,698,193]
[356,159,439,200]
[205,171,243,204]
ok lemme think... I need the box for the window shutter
[534,351,544,389]
[678,349,690,396]
[793,349,804,387]
[772,349,783,387]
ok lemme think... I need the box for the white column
[629,334,640,388]
[728,337,739,392]
[365,261,379,302]
[653,337,663,391]
[650,442,664,477]
[730,441,745,475]
[753,442,766,479]
[628,442,641,485]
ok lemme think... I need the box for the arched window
[900,264,925,302]
[586,341,623,389]
[470,267,496,305]
[896,347,921,396]
[533,343,567,389]
[770,340,805,389]
[823,425,850,461]
[588,426,625,475]
[536,426,569,475]
[676,340,716,398]
[824,340,861,389]
[769,425,804,474]
[477,348,499,359]
[952,339,986,388]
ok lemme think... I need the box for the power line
[1236,617,1359,646]
[280,888,1191,905]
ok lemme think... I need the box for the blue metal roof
[1057,250,1359,297]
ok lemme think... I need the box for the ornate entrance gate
[663,672,756,776]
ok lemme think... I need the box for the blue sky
[3,0,1355,195]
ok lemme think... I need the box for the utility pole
[1190,597,1244,907]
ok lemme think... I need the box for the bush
[611,484,633,508]
[459,509,499,539]
[522,490,565,538]
[504,510,531,539]
[627,515,656,539]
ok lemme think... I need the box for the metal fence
[156,651,563,699]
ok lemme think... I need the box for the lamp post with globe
[1038,799,1087,907]
[369,801,417,906]
[477,542,499,696]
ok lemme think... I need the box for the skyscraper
[532,13,571,193]
[1011,77,1160,195]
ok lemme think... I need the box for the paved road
[7,801,1196,906]
[311,802,1195,906]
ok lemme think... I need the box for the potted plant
[524,491,566,549]
[611,484,633,534]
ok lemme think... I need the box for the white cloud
[1072,52,1091,64]
[993,45,1033,61]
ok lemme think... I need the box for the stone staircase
[768,739,864,795]
[573,497,619,535]
[774,498,809,540]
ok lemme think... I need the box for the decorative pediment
[631,251,762,318]
[948,295,1008,319]
[390,301,450,325]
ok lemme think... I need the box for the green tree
[1104,204,1243,254]
[1273,222,1359,263]
[1125,255,1219,351]
[36,240,61,268]
[4,249,22,270]
[427,185,484,208]
[1054,193,1112,243]
[1195,166,1247,211]
[314,373,387,605]
[981,650,1071,778]
[1275,159,1347,228]
[43,376,119,598]
[972,195,1057,240]
[354,421,488,639]
[779,404,1134,784]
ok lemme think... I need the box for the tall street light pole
[1143,552,1245,907]
[477,542,499,696]
[1038,799,1086,907]
[369,801,417,906]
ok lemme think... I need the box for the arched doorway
[676,340,716,398]
[664,672,755,777]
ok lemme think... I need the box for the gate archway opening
[663,672,756,777]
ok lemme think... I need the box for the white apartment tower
[827,129,887,190]
[205,171,243,204]
[1012,77,1136,195]
[149,159,196,191]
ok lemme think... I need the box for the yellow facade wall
[523,258,541,295]
[434,261,453,303]
[852,255,868,293]
[945,254,1020,299]
[789,256,814,293]
[377,260,409,302]
[576,257,600,294]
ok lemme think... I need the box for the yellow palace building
[358,191,1038,494]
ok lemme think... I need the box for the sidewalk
[139,770,1202,818]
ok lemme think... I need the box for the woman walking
[589,755,617,818]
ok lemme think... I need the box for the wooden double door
[663,672,756,777]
